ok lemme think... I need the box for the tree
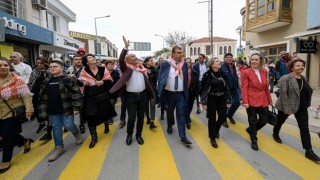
[153,48,170,57]
[165,31,195,52]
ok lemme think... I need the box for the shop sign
[69,31,94,40]
[2,16,26,36]
[64,39,80,49]
[297,39,318,53]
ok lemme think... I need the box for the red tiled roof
[191,37,237,43]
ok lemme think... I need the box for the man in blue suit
[158,46,192,145]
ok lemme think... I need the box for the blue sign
[0,12,53,44]
[237,48,243,54]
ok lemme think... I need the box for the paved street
[2,98,320,180]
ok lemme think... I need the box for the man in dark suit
[192,54,208,114]
[158,46,192,145]
[110,37,153,145]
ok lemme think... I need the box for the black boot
[104,122,110,134]
[39,125,52,141]
[79,123,85,134]
[89,127,98,149]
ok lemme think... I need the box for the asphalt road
[1,103,320,180]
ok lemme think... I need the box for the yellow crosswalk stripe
[58,124,116,180]
[228,116,320,179]
[139,119,180,180]
[2,133,68,180]
[237,108,320,148]
[189,114,264,179]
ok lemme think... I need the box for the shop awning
[284,29,320,39]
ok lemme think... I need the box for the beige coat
[275,73,312,114]
[0,73,33,120]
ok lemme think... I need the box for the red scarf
[168,57,184,79]
[78,67,113,86]
[188,68,191,88]
[0,73,33,100]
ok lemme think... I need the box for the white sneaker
[310,107,319,119]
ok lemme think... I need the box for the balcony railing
[0,0,24,19]
[245,0,292,32]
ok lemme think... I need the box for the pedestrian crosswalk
[1,106,320,179]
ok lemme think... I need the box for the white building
[186,37,237,61]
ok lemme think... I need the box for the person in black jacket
[143,57,158,129]
[201,59,231,148]
[78,54,117,149]
[105,60,120,126]
[185,58,199,129]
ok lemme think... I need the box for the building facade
[0,0,84,66]
[185,37,237,61]
[242,0,320,88]
[69,30,118,61]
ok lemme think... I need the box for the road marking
[237,108,320,148]
[228,115,320,179]
[58,124,116,180]
[189,114,264,179]
[2,133,68,180]
[139,118,180,180]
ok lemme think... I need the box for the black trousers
[246,106,268,141]
[0,118,26,162]
[126,91,147,136]
[207,95,227,139]
[273,109,311,150]
[188,91,197,114]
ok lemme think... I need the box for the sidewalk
[271,88,320,133]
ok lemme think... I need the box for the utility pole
[198,0,213,57]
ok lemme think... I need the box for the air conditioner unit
[32,0,47,10]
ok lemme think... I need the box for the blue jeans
[49,113,79,147]
[165,90,187,138]
[227,88,240,118]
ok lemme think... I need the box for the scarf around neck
[126,63,147,75]
[0,73,33,100]
[78,66,113,86]
[168,57,184,79]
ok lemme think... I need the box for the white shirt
[126,70,146,92]
[253,68,262,83]
[165,65,183,92]
[12,62,32,83]
[199,63,206,81]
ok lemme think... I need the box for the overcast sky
[60,0,245,57]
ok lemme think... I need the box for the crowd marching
[1,36,320,174]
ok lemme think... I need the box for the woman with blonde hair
[241,53,272,151]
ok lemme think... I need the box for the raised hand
[123,36,130,49]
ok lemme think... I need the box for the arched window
[194,47,197,55]
[198,47,201,55]
[228,46,232,53]
[219,46,223,55]
[190,47,193,56]
[224,46,227,54]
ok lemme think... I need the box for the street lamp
[155,34,165,55]
[198,0,213,57]
[236,26,243,48]
[94,15,110,58]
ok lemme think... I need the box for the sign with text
[129,42,151,51]
[297,39,318,53]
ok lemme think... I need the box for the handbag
[268,105,278,126]
[1,98,26,124]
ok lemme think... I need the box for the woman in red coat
[241,53,272,151]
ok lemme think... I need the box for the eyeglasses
[49,66,60,69]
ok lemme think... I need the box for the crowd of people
[1,36,320,174]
